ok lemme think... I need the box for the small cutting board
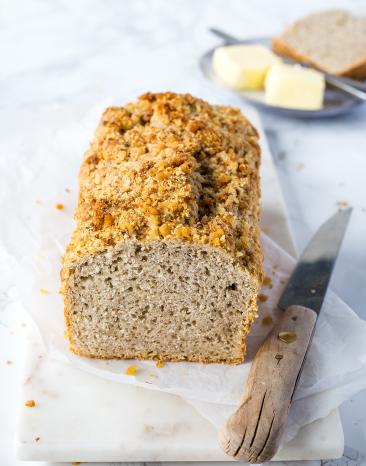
[16,110,344,462]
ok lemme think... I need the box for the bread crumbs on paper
[258,293,268,302]
[263,276,273,288]
[156,361,165,368]
[55,203,64,210]
[6,360,13,365]
[336,201,349,208]
[261,316,273,326]
[125,364,138,375]
[35,437,40,442]
[40,288,48,295]
[25,400,36,408]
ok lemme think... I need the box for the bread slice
[61,93,262,364]
[272,10,366,79]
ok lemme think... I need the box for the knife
[219,208,352,463]
[209,28,366,101]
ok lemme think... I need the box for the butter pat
[212,44,281,90]
[265,63,325,110]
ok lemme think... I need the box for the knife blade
[219,209,352,464]
[278,207,352,312]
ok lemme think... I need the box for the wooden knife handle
[219,305,317,464]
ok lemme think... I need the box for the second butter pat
[265,63,325,110]
[212,44,281,90]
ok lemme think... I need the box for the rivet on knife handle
[218,305,317,463]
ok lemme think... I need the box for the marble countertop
[1,0,366,464]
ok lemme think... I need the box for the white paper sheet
[1,116,366,444]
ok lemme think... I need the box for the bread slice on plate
[61,93,263,364]
[272,9,366,79]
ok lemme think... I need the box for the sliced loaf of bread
[61,93,262,364]
[272,9,366,79]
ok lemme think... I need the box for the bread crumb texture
[62,92,261,275]
[25,400,36,408]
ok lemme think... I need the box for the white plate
[200,38,363,118]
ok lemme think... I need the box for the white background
[1,0,366,464]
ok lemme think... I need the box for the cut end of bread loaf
[62,92,262,364]
[272,9,366,78]
[65,240,258,363]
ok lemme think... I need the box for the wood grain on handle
[219,305,317,464]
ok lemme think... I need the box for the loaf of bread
[272,10,366,79]
[61,93,262,364]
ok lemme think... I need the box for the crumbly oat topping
[125,364,138,375]
[258,293,268,302]
[262,276,273,288]
[261,315,273,326]
[62,93,261,282]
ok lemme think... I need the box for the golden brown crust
[62,93,262,275]
[62,92,262,363]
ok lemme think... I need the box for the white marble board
[16,113,344,462]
